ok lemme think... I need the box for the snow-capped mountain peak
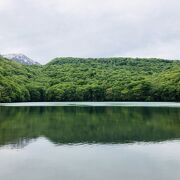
[2,53,40,65]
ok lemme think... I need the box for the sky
[0,0,180,64]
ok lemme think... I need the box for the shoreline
[0,102,180,107]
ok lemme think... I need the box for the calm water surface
[0,103,180,180]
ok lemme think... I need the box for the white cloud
[0,0,180,64]
[121,40,180,60]
[0,0,10,10]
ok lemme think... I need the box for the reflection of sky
[1,102,180,107]
[0,137,180,180]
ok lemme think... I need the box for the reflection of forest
[0,106,179,147]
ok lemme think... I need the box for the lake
[0,102,180,180]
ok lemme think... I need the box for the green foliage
[0,56,180,102]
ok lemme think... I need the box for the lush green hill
[0,56,180,102]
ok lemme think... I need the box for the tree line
[0,56,180,102]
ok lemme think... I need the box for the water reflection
[0,106,179,148]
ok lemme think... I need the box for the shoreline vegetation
[0,56,180,103]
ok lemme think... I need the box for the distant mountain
[2,53,40,65]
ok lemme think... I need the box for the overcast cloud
[0,0,180,64]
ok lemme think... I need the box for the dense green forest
[0,56,180,102]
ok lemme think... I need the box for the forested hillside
[0,56,180,102]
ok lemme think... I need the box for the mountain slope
[2,53,40,65]
[0,56,180,102]
[0,56,41,102]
